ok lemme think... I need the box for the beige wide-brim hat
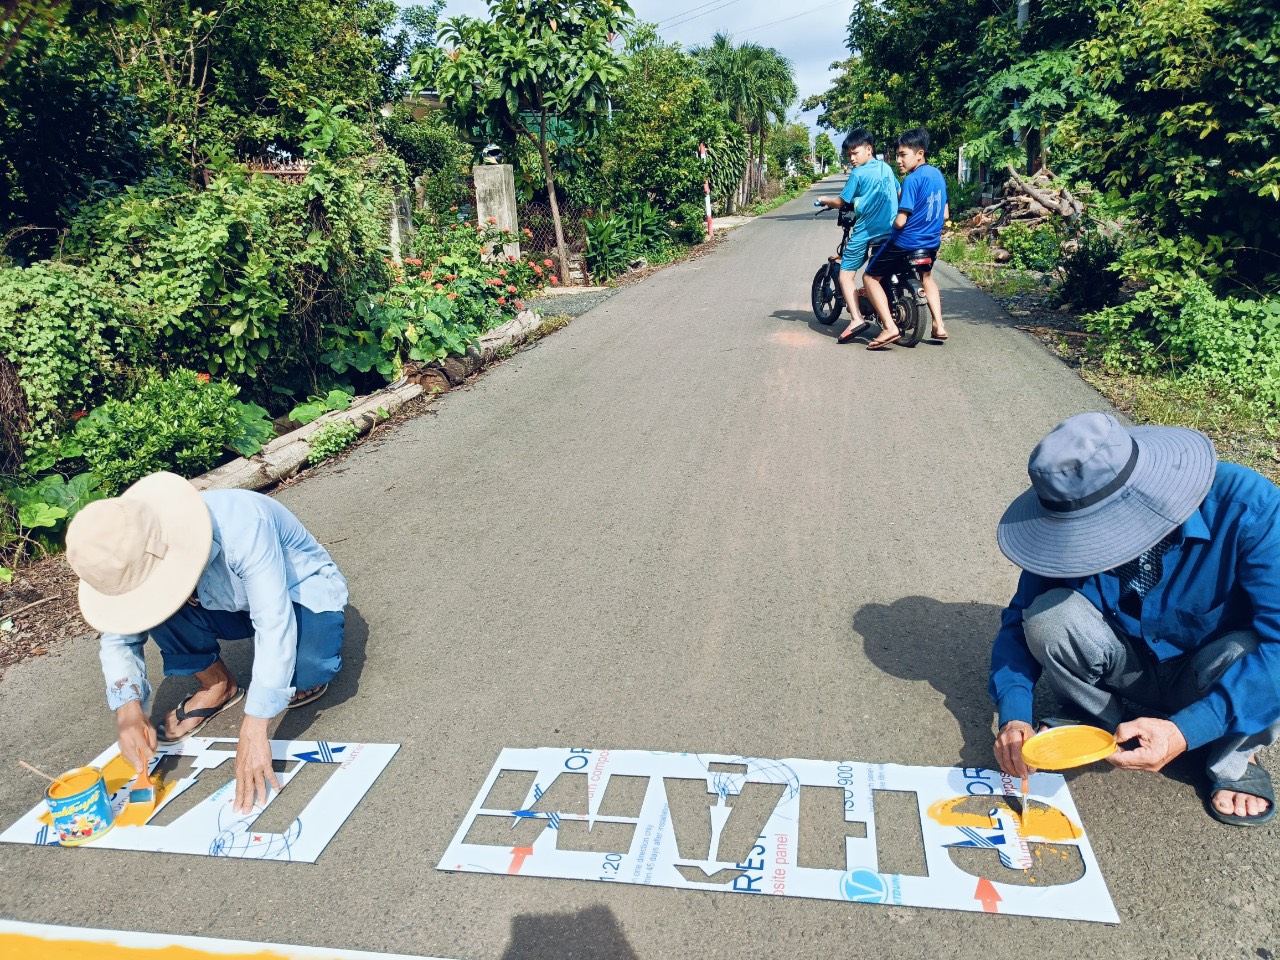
[66,472,213,635]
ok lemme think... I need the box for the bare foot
[1211,757,1272,820]
[1212,788,1271,819]
[162,660,238,740]
[932,323,949,339]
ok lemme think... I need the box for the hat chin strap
[1037,438,1139,514]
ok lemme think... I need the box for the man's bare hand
[115,700,157,777]
[234,717,281,814]
[995,720,1035,779]
[1108,717,1186,772]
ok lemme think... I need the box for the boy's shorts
[841,234,891,273]
[866,244,939,278]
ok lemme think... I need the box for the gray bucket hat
[997,412,1217,578]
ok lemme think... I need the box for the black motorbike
[810,205,931,347]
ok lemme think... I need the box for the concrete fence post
[473,164,521,261]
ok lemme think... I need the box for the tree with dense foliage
[767,122,812,179]
[802,0,1003,159]
[583,25,735,214]
[814,132,838,172]
[429,0,634,283]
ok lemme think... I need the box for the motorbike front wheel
[811,265,843,325]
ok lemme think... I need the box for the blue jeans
[148,601,345,693]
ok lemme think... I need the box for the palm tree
[692,33,797,198]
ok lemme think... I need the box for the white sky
[404,0,853,141]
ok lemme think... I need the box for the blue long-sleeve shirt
[989,462,1280,749]
[99,490,348,719]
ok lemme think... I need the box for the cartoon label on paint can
[45,767,115,846]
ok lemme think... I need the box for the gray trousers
[1023,588,1280,782]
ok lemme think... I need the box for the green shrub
[0,261,152,471]
[672,202,709,245]
[618,196,669,257]
[65,135,401,399]
[1086,278,1280,409]
[584,213,633,283]
[70,370,269,495]
[999,222,1063,271]
[1058,229,1123,311]
[307,420,359,465]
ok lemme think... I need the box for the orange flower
[447,292,457,300]
[543,258,554,267]
[550,275,560,285]
[515,300,524,310]
[196,373,211,383]
[508,254,517,262]
[497,296,506,305]
[434,283,445,290]
[487,216,497,224]
[445,274,457,281]
[71,410,88,420]
[534,265,543,276]
[419,271,430,279]
[507,284,517,293]
[499,269,507,277]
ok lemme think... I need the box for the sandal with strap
[288,683,329,709]
[156,687,244,745]
[1208,761,1276,827]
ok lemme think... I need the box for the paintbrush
[127,774,155,812]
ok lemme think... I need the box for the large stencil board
[439,748,1119,924]
[1,737,398,862]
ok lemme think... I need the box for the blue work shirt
[895,163,948,249]
[99,490,348,719]
[839,158,898,244]
[989,462,1280,750]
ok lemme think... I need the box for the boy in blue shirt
[816,128,899,344]
[865,127,949,347]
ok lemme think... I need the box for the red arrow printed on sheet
[974,878,1002,913]
[509,846,534,874]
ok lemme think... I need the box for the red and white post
[699,142,713,239]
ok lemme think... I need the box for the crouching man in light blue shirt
[66,472,348,814]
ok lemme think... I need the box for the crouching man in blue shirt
[66,472,348,814]
[990,413,1279,825]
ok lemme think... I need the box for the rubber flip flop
[156,687,244,745]
[1208,761,1276,827]
[866,334,901,350]
[838,321,870,344]
[288,683,330,709]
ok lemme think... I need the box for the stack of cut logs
[962,165,1084,262]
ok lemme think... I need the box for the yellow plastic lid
[1021,724,1117,770]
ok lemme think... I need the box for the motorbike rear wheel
[811,265,843,325]
[893,290,926,347]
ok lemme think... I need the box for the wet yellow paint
[0,933,297,959]
[1021,725,1116,770]
[37,755,179,829]
[927,796,1083,841]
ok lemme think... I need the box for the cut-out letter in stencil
[438,749,1119,924]
[0,737,398,862]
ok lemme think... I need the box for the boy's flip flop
[837,321,869,344]
[288,683,330,709]
[155,687,245,745]
[1208,762,1276,827]
[866,334,901,350]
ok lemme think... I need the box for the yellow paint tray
[1021,724,1117,770]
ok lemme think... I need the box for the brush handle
[18,760,58,783]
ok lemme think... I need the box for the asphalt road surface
[1,178,1275,959]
